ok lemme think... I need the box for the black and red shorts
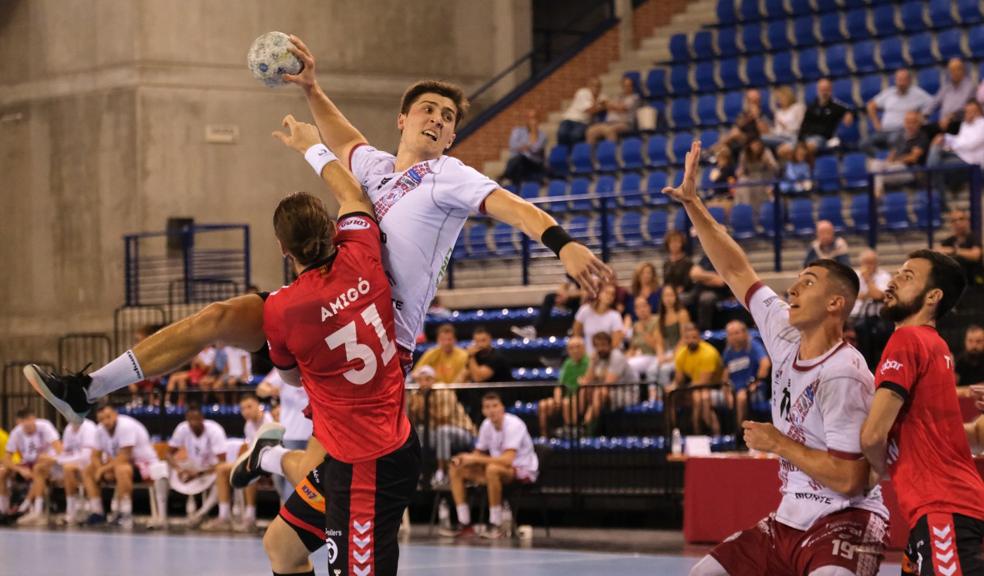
[901,512,984,576]
[280,428,421,576]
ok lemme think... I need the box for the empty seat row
[716,0,981,28]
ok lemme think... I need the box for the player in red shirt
[861,249,984,576]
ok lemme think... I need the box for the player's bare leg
[263,516,315,575]
[482,463,516,538]
[280,437,325,486]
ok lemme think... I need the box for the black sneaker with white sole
[23,364,95,425]
[230,422,285,488]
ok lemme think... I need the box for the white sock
[456,504,471,526]
[66,496,77,517]
[0,495,9,513]
[218,502,230,520]
[244,505,256,521]
[88,497,103,515]
[489,505,503,526]
[120,497,132,517]
[259,445,288,477]
[32,498,44,515]
[87,350,145,401]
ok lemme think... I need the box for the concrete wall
[0,0,531,365]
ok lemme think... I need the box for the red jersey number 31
[324,303,397,385]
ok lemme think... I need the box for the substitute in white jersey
[58,418,100,523]
[208,393,272,531]
[165,405,228,525]
[0,407,62,520]
[664,141,889,576]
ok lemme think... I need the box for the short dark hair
[273,191,334,267]
[592,331,613,345]
[400,81,469,128]
[96,400,115,413]
[15,406,35,419]
[473,326,491,338]
[967,324,984,335]
[482,391,502,405]
[185,403,202,416]
[437,323,456,337]
[908,249,966,320]
[239,392,260,404]
[806,259,861,319]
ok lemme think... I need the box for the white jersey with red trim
[746,282,888,530]
[349,145,499,351]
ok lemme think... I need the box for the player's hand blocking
[283,34,317,90]
[273,114,322,154]
[661,141,701,204]
[559,243,613,300]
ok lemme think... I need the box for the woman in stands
[573,284,624,359]
[623,261,661,322]
[651,284,690,401]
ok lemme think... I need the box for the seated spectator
[852,248,891,319]
[580,332,640,431]
[416,324,469,384]
[444,392,538,540]
[165,405,228,529]
[778,141,813,195]
[652,284,691,396]
[408,366,477,487]
[735,138,779,214]
[57,418,100,525]
[957,325,984,393]
[204,345,252,405]
[166,346,217,408]
[763,86,805,154]
[803,220,850,268]
[573,284,625,357]
[717,89,771,155]
[539,337,589,437]
[867,110,929,197]
[722,320,770,430]
[690,255,733,332]
[516,281,582,340]
[0,407,60,524]
[626,296,661,382]
[586,76,640,144]
[707,147,737,199]
[666,323,725,435]
[796,78,854,156]
[466,326,512,384]
[927,100,984,191]
[662,230,694,294]
[210,394,272,531]
[864,69,933,152]
[557,78,605,147]
[501,109,546,186]
[937,209,984,286]
[929,58,976,137]
[624,261,661,322]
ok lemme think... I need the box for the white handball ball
[247,31,303,87]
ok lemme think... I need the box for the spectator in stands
[57,417,99,525]
[517,281,581,341]
[538,337,589,437]
[210,394,272,531]
[927,100,984,191]
[626,296,661,382]
[501,109,547,186]
[165,405,228,528]
[667,323,725,435]
[929,58,976,136]
[408,366,477,487]
[444,392,538,540]
[707,147,737,194]
[937,209,984,286]
[416,324,469,384]
[735,137,779,213]
[796,78,854,156]
[763,86,805,155]
[586,76,640,145]
[624,261,661,321]
[573,284,625,357]
[652,284,691,396]
[204,345,251,405]
[0,407,60,524]
[466,326,512,384]
[956,325,984,391]
[165,345,217,408]
[867,110,929,197]
[717,89,771,155]
[662,230,694,294]
[722,320,770,430]
[803,220,850,268]
[580,332,640,432]
[778,141,813,195]
[864,69,934,152]
[556,78,605,147]
[690,254,733,332]
[851,248,891,319]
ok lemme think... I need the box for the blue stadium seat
[569,178,593,211]
[742,24,765,53]
[883,191,910,230]
[492,223,517,256]
[818,196,846,232]
[958,0,984,24]
[818,13,845,44]
[700,130,721,149]
[917,68,941,96]
[596,140,619,173]
[647,171,670,205]
[647,210,669,243]
[789,198,816,236]
[647,136,670,168]
[878,37,907,70]
[519,181,541,200]
[791,16,818,48]
[832,77,857,107]
[899,2,928,33]
[618,211,644,247]
[859,74,884,103]
[759,201,777,236]
[717,27,739,56]
[850,194,872,232]
[844,8,871,40]
[646,68,667,100]
[836,119,862,148]
[740,0,762,22]
[467,224,489,256]
[722,91,744,123]
[852,40,878,74]
[696,62,719,92]
[913,190,943,230]
[596,174,617,198]
[708,206,727,225]
[670,34,690,61]
[567,215,593,245]
[745,55,769,87]
[871,5,899,37]
[814,155,840,193]
[842,153,869,189]
[789,0,812,17]
[798,48,823,81]
[814,0,842,13]
[719,58,743,91]
[766,20,791,52]
[697,95,721,127]
[803,82,818,105]
[772,52,797,84]
[671,134,692,165]
[929,1,958,29]
[937,29,967,61]
[825,44,851,77]
[546,179,569,212]
[548,145,569,175]
[452,237,467,261]
[670,64,692,95]
[621,137,644,171]
[764,0,788,19]
[570,142,594,175]
[969,25,984,58]
[718,0,738,25]
[619,172,645,207]
[670,98,695,130]
[907,33,935,68]
[673,207,689,232]
[694,30,716,58]
[730,204,757,240]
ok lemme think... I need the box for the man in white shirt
[203,345,251,405]
[865,69,934,152]
[166,405,228,527]
[256,369,314,501]
[852,249,891,319]
[928,58,976,135]
[664,141,889,576]
[58,417,99,524]
[0,407,61,524]
[557,77,605,146]
[442,392,538,540]
[209,393,272,531]
[928,100,984,190]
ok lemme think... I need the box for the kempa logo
[880,359,903,374]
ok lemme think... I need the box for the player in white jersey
[57,418,99,524]
[165,405,228,528]
[83,404,168,528]
[663,142,889,576]
[256,369,314,501]
[0,407,61,524]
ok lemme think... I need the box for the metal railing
[2,361,58,430]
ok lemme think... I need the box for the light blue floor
[0,529,903,575]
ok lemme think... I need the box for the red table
[683,454,984,550]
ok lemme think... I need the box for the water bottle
[438,498,451,529]
[671,428,682,455]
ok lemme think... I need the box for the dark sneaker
[230,422,285,488]
[85,513,107,526]
[23,364,94,425]
[438,524,476,539]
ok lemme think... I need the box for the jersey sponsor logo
[373,162,432,220]
[880,359,903,374]
[339,217,371,231]
[793,492,833,504]
[325,537,338,565]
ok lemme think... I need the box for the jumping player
[860,251,984,576]
[667,142,890,576]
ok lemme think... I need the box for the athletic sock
[120,497,133,517]
[456,504,471,526]
[259,446,288,477]
[66,496,77,518]
[244,505,256,522]
[86,350,145,401]
[272,571,315,576]
[88,497,104,515]
[32,498,44,515]
[218,502,231,520]
[0,495,9,513]
[489,505,502,527]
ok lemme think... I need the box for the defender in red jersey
[861,250,984,576]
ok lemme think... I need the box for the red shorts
[710,508,890,576]
[188,367,208,385]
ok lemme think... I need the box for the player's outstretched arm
[860,388,905,476]
[283,35,368,163]
[662,141,761,305]
[483,189,613,298]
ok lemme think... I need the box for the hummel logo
[354,520,372,534]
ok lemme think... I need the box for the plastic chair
[596,141,619,173]
[730,203,758,240]
[697,95,721,127]
[766,20,791,52]
[798,48,823,82]
[547,145,569,175]
[570,142,594,175]
[791,16,818,48]
[621,137,645,171]
[647,136,670,168]
[620,172,645,208]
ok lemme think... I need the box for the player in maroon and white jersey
[664,141,889,576]
[860,250,984,576]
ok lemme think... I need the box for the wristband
[542,225,575,257]
[304,143,337,176]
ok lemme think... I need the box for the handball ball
[247,31,303,87]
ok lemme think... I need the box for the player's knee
[689,555,729,576]
[807,566,855,576]
[263,518,306,566]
